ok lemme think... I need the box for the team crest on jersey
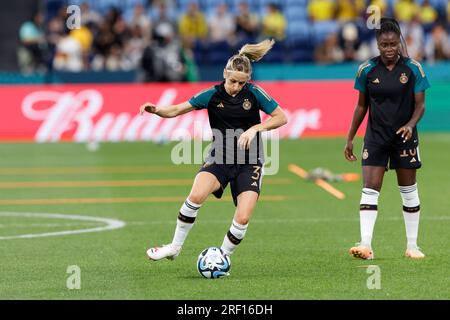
[399,73,408,84]
[362,149,369,160]
[242,99,252,110]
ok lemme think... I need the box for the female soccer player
[139,39,288,263]
[344,17,430,260]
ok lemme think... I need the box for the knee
[234,214,250,226]
[187,193,206,205]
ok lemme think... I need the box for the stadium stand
[1,0,448,81]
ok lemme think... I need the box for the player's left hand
[238,128,257,150]
[396,125,413,143]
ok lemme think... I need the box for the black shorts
[199,161,263,206]
[361,139,422,169]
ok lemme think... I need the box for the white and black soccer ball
[197,247,231,279]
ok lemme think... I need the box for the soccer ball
[197,247,231,279]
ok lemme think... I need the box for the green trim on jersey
[405,58,431,93]
[188,86,217,109]
[354,60,375,93]
[248,84,278,114]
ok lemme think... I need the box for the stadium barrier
[0,81,447,142]
[253,61,450,81]
[2,62,450,84]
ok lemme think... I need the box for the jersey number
[251,166,261,180]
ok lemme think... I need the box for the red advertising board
[0,81,364,142]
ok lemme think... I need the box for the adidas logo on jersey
[217,102,224,108]
[372,78,380,84]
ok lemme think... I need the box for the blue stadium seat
[311,21,339,45]
[205,41,232,64]
[249,0,283,16]
[289,49,314,62]
[284,37,314,62]
[356,21,375,43]
[67,0,83,6]
[193,40,209,64]
[176,0,200,12]
[124,0,146,7]
[282,0,309,7]
[287,20,312,41]
[121,0,147,24]
[227,0,251,13]
[200,0,228,15]
[148,4,178,23]
[92,0,121,12]
[247,0,281,6]
[285,5,308,21]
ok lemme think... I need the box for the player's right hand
[344,141,357,161]
[139,102,157,115]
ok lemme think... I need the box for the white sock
[359,188,380,248]
[171,198,201,247]
[399,184,421,249]
[221,219,248,256]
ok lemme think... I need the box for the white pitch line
[0,212,126,240]
[0,222,101,228]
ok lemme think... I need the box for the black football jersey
[354,56,430,145]
[189,82,278,164]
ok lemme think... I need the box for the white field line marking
[0,222,101,228]
[0,212,126,240]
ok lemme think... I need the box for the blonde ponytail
[238,39,275,62]
[225,39,275,76]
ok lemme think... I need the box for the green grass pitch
[0,134,449,299]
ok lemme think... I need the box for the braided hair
[376,17,409,57]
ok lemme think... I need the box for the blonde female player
[139,39,288,265]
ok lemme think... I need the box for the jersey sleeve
[188,86,216,109]
[354,61,372,93]
[406,59,431,93]
[249,84,279,115]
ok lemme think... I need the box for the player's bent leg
[187,171,222,205]
[221,191,258,256]
[147,172,221,261]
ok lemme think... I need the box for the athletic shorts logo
[242,99,252,110]
[362,149,369,160]
[399,73,408,84]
